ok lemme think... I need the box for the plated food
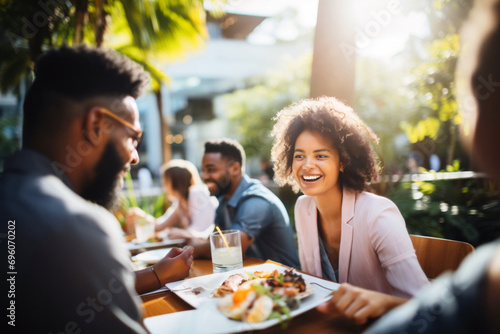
[215,269,312,324]
[135,236,163,244]
[212,273,248,297]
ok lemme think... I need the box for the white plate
[131,248,173,264]
[125,237,185,252]
[148,263,340,334]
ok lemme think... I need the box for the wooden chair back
[409,234,475,279]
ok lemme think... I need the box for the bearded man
[0,45,192,333]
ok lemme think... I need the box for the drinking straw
[215,226,230,249]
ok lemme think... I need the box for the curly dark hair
[270,96,380,193]
[22,44,150,147]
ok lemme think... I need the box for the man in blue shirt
[190,138,300,268]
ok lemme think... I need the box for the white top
[187,184,218,232]
[159,184,217,238]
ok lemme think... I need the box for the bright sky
[207,0,430,58]
[209,0,318,45]
[358,11,429,58]
[220,0,318,22]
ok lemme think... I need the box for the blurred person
[407,151,423,174]
[137,166,153,190]
[429,153,441,172]
[126,159,216,239]
[188,138,300,268]
[366,0,500,332]
[0,45,192,333]
[258,157,275,183]
[270,96,429,324]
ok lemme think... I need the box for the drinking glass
[210,229,243,273]
[134,217,155,243]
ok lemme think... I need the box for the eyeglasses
[99,108,143,150]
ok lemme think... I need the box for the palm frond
[115,0,208,60]
[0,46,30,93]
[117,44,170,92]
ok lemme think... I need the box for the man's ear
[229,161,241,176]
[83,108,105,146]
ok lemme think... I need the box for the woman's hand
[168,227,194,240]
[124,207,149,234]
[126,207,147,221]
[154,246,194,284]
[316,283,407,325]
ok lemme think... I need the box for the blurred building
[137,1,317,179]
[0,87,24,171]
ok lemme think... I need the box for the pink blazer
[295,189,429,298]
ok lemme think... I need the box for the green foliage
[402,33,461,142]
[114,0,208,56]
[223,53,312,159]
[386,166,500,247]
[0,0,224,168]
[0,0,221,93]
[0,0,71,93]
[396,1,472,168]
[355,57,421,173]
[401,117,441,143]
[115,171,167,227]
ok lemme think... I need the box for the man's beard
[210,171,232,197]
[81,142,125,211]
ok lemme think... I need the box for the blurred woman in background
[126,159,217,239]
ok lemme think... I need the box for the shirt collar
[3,149,75,191]
[224,174,251,208]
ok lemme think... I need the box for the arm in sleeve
[38,212,148,333]
[231,196,273,240]
[369,204,429,298]
[189,187,216,232]
[155,204,183,231]
[366,242,499,334]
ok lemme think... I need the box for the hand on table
[316,283,407,325]
[154,246,194,284]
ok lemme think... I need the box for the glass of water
[134,217,155,243]
[210,229,243,273]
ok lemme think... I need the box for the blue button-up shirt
[215,175,300,268]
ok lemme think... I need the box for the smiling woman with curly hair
[270,96,428,325]
[271,96,380,192]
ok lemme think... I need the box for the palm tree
[0,0,221,163]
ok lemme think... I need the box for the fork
[310,282,336,296]
[169,286,207,293]
[169,286,193,292]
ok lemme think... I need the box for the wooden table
[141,257,367,334]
